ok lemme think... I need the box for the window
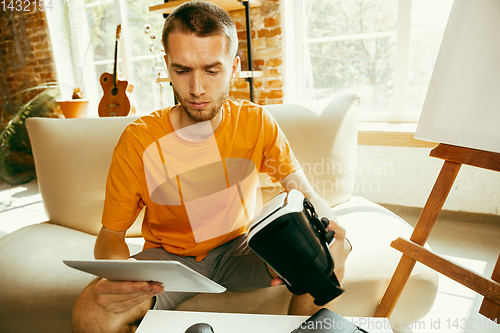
[48,0,172,116]
[284,0,454,122]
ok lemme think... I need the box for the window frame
[47,0,139,117]
[283,0,446,123]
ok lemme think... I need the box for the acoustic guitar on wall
[98,25,135,117]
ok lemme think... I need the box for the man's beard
[173,83,230,123]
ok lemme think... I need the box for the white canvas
[415,0,500,154]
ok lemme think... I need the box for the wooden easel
[374,143,500,323]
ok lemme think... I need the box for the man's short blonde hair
[161,1,238,59]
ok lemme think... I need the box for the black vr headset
[247,189,344,306]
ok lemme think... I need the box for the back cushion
[265,94,359,207]
[26,117,142,236]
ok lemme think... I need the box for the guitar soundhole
[111,87,118,96]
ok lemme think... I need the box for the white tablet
[63,260,226,293]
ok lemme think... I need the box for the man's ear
[231,56,240,80]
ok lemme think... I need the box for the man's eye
[176,70,188,74]
[207,70,218,75]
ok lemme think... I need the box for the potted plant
[0,84,61,185]
[56,88,89,118]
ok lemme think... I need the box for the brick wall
[0,5,59,183]
[230,0,284,105]
[0,5,57,123]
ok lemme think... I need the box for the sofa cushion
[0,222,144,333]
[264,94,360,206]
[334,196,438,324]
[26,117,143,236]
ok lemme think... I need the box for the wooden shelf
[235,70,264,79]
[149,0,261,15]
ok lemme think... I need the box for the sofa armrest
[26,117,142,236]
[264,94,360,207]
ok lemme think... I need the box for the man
[72,2,351,332]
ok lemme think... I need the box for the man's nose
[190,71,205,97]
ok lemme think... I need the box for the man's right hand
[93,278,164,314]
[92,226,164,313]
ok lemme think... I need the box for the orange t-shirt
[102,100,300,260]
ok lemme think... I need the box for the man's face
[165,32,238,123]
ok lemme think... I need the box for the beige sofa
[0,94,438,332]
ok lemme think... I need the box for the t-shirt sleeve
[259,108,301,182]
[101,131,145,232]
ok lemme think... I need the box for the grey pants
[132,234,273,310]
